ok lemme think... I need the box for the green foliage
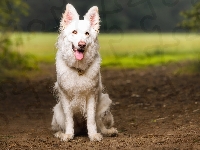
[178,2,200,73]
[0,0,37,75]
[0,0,28,31]
[0,47,37,71]
[179,2,200,31]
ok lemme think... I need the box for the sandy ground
[0,63,200,149]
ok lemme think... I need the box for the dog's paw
[54,131,63,138]
[102,127,118,136]
[60,134,74,141]
[89,133,103,141]
[54,131,74,141]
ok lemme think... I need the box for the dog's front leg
[55,97,74,141]
[87,95,103,141]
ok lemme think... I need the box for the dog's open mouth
[72,45,85,60]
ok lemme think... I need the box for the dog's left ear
[84,6,100,32]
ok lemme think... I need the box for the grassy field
[11,32,200,68]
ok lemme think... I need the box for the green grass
[12,32,200,68]
[98,33,200,67]
[11,32,57,63]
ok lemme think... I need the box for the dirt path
[0,63,200,149]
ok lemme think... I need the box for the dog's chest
[70,96,87,115]
[58,71,99,95]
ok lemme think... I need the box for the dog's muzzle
[72,44,85,60]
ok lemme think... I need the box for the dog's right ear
[60,4,79,31]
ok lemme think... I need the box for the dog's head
[58,4,100,63]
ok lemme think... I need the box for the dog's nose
[78,41,86,48]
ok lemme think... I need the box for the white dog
[51,4,118,141]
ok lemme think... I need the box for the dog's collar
[72,67,84,76]
[72,60,86,76]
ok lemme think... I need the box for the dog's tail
[97,94,112,116]
[97,93,114,128]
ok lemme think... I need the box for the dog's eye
[85,32,89,36]
[72,30,77,34]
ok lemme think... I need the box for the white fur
[51,4,118,142]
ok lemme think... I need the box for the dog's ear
[60,4,79,31]
[84,6,100,32]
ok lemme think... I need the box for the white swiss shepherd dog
[51,4,118,141]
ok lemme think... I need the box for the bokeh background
[1,0,200,77]
[18,0,196,32]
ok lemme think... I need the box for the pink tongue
[75,50,84,60]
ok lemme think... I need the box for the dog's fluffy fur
[51,4,118,141]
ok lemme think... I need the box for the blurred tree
[179,2,200,31]
[0,0,34,73]
[20,0,191,32]
[0,0,27,49]
[179,2,200,73]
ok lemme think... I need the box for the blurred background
[0,0,200,78]
[17,0,197,32]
